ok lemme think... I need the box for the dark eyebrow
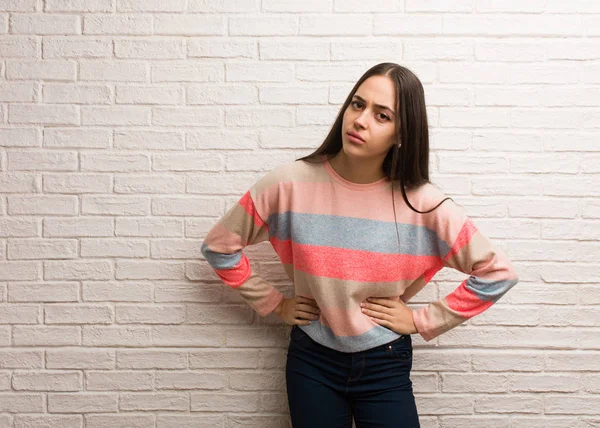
[352,94,395,116]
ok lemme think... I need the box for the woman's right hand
[273,296,321,326]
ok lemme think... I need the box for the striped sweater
[201,154,519,352]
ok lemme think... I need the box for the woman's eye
[351,101,390,121]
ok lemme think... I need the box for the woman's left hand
[360,297,418,335]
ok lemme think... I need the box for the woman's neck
[328,152,387,184]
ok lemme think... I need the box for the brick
[187,38,254,58]
[116,85,182,105]
[85,415,154,428]
[8,195,77,215]
[115,218,183,237]
[150,239,203,259]
[152,325,222,347]
[153,152,221,171]
[43,217,113,237]
[81,106,150,126]
[115,39,184,59]
[9,104,78,125]
[373,14,442,35]
[45,0,113,12]
[44,260,113,280]
[48,393,118,413]
[45,304,113,324]
[13,326,80,346]
[191,392,259,412]
[117,350,187,369]
[8,282,78,302]
[115,174,185,194]
[151,61,222,82]
[406,0,472,12]
[8,239,77,260]
[0,128,39,148]
[0,261,39,281]
[81,196,150,215]
[151,197,222,216]
[82,281,152,302]
[118,0,186,12]
[115,260,183,280]
[0,0,36,11]
[80,60,148,82]
[152,106,221,126]
[114,130,184,150]
[155,371,226,390]
[0,350,43,369]
[43,174,111,193]
[12,371,81,391]
[46,349,115,369]
[156,415,225,428]
[43,83,112,103]
[83,14,152,35]
[6,60,76,81]
[85,371,152,391]
[82,326,152,347]
[10,14,80,35]
[43,37,112,58]
[0,172,38,193]
[80,238,149,258]
[8,150,77,171]
[119,392,188,411]
[80,153,149,172]
[0,82,36,102]
[0,393,44,412]
[43,128,110,149]
[189,349,259,369]
[116,304,185,324]
[154,14,225,36]
[14,415,82,428]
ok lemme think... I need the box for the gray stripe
[299,321,403,353]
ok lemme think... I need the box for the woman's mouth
[347,132,365,144]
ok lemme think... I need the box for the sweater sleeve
[411,200,519,341]
[200,173,285,317]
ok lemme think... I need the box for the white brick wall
[0,1,599,427]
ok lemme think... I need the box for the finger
[362,302,391,315]
[297,295,317,303]
[295,319,312,326]
[366,297,396,308]
[361,306,390,321]
[297,313,320,321]
[369,317,391,328]
[295,308,320,320]
[297,303,320,315]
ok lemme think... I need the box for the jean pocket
[289,325,313,346]
[384,336,412,362]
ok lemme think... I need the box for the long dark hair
[295,62,454,248]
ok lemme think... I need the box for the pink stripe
[445,217,478,261]
[239,190,268,229]
[203,222,243,254]
[213,254,251,289]
[255,180,442,226]
[275,241,438,282]
[445,280,494,317]
[320,307,375,336]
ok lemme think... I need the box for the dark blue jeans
[286,325,420,428]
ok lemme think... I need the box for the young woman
[201,62,519,428]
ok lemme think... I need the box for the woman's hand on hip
[274,296,320,326]
[360,297,418,335]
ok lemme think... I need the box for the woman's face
[341,75,398,160]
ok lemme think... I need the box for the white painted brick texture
[0,1,598,427]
